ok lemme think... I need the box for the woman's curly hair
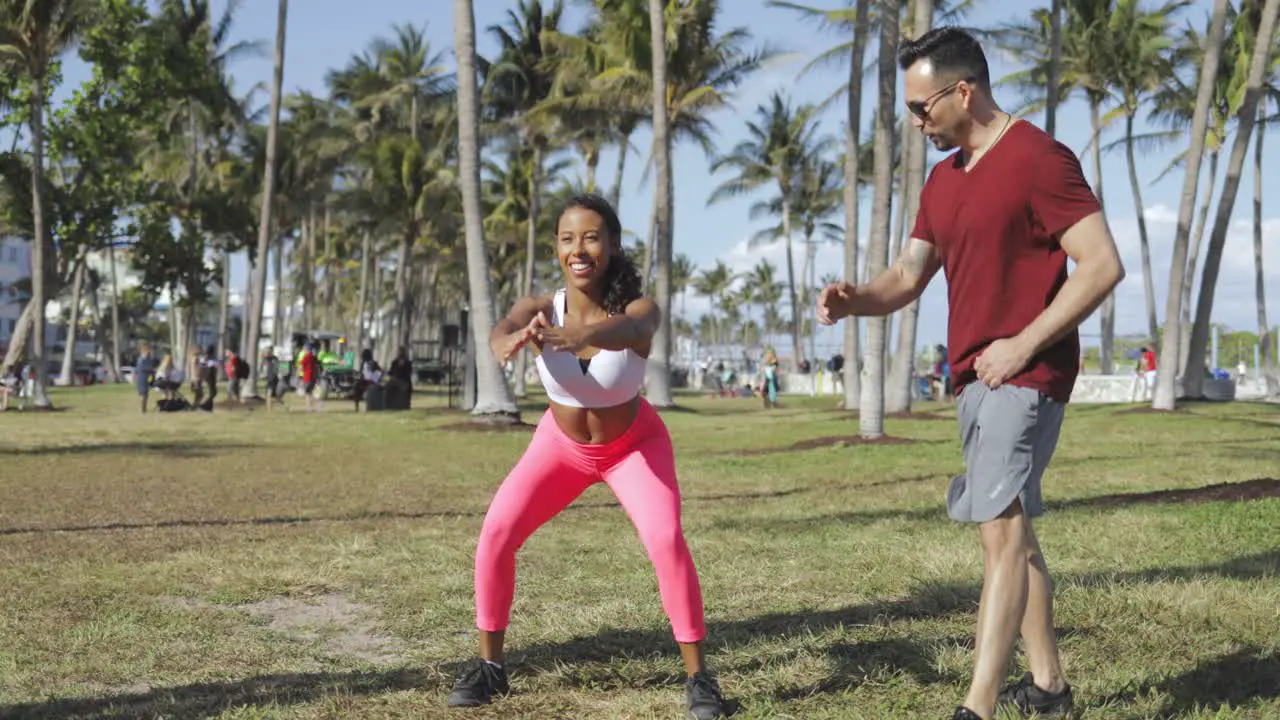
[559,193,642,315]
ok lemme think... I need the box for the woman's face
[557,206,613,292]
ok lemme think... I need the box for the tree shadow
[1068,547,1280,589]
[0,488,807,537]
[0,667,427,720]
[772,636,967,700]
[0,442,262,459]
[1096,646,1280,717]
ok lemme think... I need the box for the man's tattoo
[896,239,933,279]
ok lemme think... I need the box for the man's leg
[1020,522,1067,694]
[964,499,1031,719]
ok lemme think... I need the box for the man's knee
[979,499,1031,557]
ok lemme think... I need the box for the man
[298,343,321,412]
[134,345,155,413]
[817,27,1124,720]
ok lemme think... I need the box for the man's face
[903,60,970,152]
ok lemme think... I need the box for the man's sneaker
[685,671,729,719]
[998,672,1074,716]
[446,659,509,707]
[953,708,985,720]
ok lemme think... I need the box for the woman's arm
[539,298,661,357]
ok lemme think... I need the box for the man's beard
[929,133,957,151]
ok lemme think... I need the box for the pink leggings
[474,399,707,643]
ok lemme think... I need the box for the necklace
[966,112,1014,170]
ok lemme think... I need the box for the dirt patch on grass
[729,435,918,456]
[167,593,407,665]
[1114,405,1188,415]
[1069,477,1280,509]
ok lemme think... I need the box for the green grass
[0,385,1277,719]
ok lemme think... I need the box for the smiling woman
[446,193,732,720]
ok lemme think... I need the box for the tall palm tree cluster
[0,0,1275,427]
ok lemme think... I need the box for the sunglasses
[906,77,974,120]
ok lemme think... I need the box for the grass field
[0,385,1277,719]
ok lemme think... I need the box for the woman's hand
[492,312,549,362]
[537,323,593,355]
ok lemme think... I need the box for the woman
[446,194,728,719]
[134,345,155,413]
[761,348,780,409]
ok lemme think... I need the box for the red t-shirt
[911,121,1101,403]
[1142,350,1156,372]
[300,351,317,383]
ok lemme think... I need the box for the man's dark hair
[897,26,990,90]
[558,193,641,315]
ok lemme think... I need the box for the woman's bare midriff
[548,395,640,444]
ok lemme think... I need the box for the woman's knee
[476,515,526,562]
[638,523,692,567]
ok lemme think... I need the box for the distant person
[200,344,219,410]
[187,345,205,407]
[389,346,413,386]
[262,348,283,412]
[134,345,155,413]
[0,365,17,411]
[446,194,730,719]
[224,349,243,403]
[760,349,780,409]
[828,353,845,394]
[298,343,321,412]
[818,27,1124,720]
[354,349,382,411]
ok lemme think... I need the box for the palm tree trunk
[303,205,314,330]
[645,0,675,407]
[241,249,253,353]
[860,0,900,439]
[58,253,87,386]
[609,127,632,211]
[454,0,521,420]
[322,201,334,327]
[1090,99,1115,374]
[218,250,230,358]
[395,225,414,352]
[1254,101,1275,394]
[1046,0,1063,138]
[244,0,288,399]
[2,301,34,375]
[109,243,122,381]
[1180,149,1218,377]
[807,239,818,363]
[273,232,285,349]
[782,196,803,368]
[1182,0,1276,401]
[1124,111,1159,342]
[515,143,543,398]
[842,0,870,410]
[356,231,371,361]
[28,72,52,407]
[584,143,599,192]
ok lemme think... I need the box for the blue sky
[60,0,1279,355]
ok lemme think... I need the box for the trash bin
[364,383,386,411]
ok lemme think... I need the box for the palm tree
[769,0,873,408]
[0,0,87,408]
[1253,96,1274,394]
[887,0,934,415]
[243,0,287,399]
[671,253,695,319]
[693,261,736,349]
[1047,0,1064,136]
[485,0,563,397]
[1104,0,1185,344]
[860,0,899,440]
[645,0,675,406]
[1183,0,1279,400]
[709,92,831,369]
[455,0,521,421]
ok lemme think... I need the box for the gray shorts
[947,383,1065,524]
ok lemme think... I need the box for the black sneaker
[998,672,1074,716]
[685,671,729,719]
[953,708,985,720]
[446,659,509,707]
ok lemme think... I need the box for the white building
[0,237,59,361]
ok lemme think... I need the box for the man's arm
[821,238,941,322]
[1015,211,1125,355]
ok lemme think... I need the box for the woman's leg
[474,417,596,662]
[602,430,708,674]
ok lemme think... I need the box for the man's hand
[817,281,857,326]
[492,312,548,362]
[974,337,1035,389]
[538,323,593,354]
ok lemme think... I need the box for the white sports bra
[534,289,647,408]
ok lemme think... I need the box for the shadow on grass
[771,637,967,700]
[0,668,427,720]
[0,488,808,537]
[0,441,262,458]
[1097,645,1280,717]
[715,477,1280,532]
